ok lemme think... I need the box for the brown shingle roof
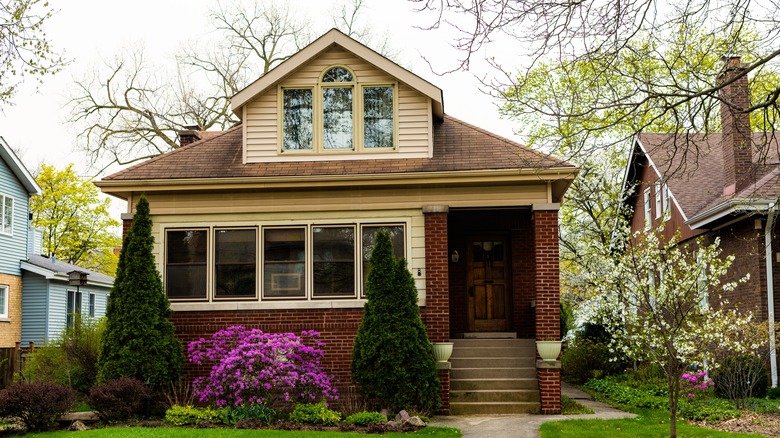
[637,132,780,219]
[103,115,572,181]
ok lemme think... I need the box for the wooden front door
[467,236,511,332]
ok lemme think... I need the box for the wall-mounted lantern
[451,250,460,263]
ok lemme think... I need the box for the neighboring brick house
[623,56,780,385]
[97,29,577,414]
[0,137,40,349]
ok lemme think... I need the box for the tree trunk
[667,361,680,438]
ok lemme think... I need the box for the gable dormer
[231,29,443,163]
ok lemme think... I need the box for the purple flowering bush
[680,370,712,399]
[188,326,337,408]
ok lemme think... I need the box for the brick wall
[712,220,766,319]
[533,209,561,414]
[0,274,22,348]
[423,209,450,413]
[513,214,535,338]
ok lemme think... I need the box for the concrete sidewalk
[430,382,635,437]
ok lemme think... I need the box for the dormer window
[280,66,396,153]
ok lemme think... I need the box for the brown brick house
[96,29,577,415]
[623,56,780,386]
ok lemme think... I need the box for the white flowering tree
[589,225,753,438]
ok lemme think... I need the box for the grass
[540,408,764,438]
[560,395,595,415]
[29,426,461,438]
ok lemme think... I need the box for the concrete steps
[449,337,540,415]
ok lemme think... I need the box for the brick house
[96,29,577,414]
[623,56,780,385]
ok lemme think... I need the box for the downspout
[765,203,777,387]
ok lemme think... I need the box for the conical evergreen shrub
[352,229,440,413]
[97,196,182,387]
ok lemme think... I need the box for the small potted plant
[536,338,562,361]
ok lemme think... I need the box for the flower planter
[432,342,454,362]
[536,340,562,361]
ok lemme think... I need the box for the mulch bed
[691,411,780,436]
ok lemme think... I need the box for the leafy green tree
[31,163,120,275]
[0,0,66,105]
[352,229,440,413]
[97,196,182,387]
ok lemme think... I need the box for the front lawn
[29,426,462,438]
[540,408,765,438]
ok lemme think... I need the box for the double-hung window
[215,228,257,299]
[662,182,671,220]
[89,293,96,318]
[67,290,82,328]
[263,227,306,298]
[166,229,208,300]
[0,194,12,235]
[654,181,662,219]
[313,226,356,298]
[281,66,395,152]
[643,187,652,228]
[0,285,8,319]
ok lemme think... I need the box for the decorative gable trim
[231,28,444,120]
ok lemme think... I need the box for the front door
[467,236,511,332]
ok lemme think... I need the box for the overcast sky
[0,0,522,177]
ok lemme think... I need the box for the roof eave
[0,137,42,195]
[21,261,114,287]
[687,198,774,229]
[96,167,578,200]
[230,28,444,119]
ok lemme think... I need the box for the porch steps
[449,337,540,415]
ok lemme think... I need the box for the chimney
[178,124,202,147]
[718,55,753,196]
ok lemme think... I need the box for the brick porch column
[423,205,450,414]
[121,212,134,239]
[533,204,561,415]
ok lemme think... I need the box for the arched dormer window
[280,65,396,152]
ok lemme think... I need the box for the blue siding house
[0,137,40,348]
[21,255,112,345]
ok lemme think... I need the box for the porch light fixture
[451,250,459,263]
[482,241,493,252]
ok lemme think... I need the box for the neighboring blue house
[20,254,112,345]
[0,137,40,349]
[0,136,114,349]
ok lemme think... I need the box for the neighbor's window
[0,195,12,235]
[643,187,652,228]
[89,293,96,318]
[313,226,356,297]
[67,290,82,328]
[166,229,208,300]
[662,182,671,219]
[282,88,313,150]
[361,225,405,295]
[322,67,354,150]
[0,285,7,319]
[263,228,306,298]
[215,228,257,299]
[363,86,394,148]
[654,180,662,219]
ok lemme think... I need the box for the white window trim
[654,180,662,219]
[662,182,671,220]
[0,194,12,236]
[0,285,8,319]
[278,65,398,154]
[643,187,652,229]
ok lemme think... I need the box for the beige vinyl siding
[244,46,432,163]
[139,184,549,216]
[150,210,425,311]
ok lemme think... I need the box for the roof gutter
[686,199,774,229]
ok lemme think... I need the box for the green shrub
[584,378,669,410]
[0,382,75,432]
[561,339,628,384]
[22,315,105,393]
[98,196,182,388]
[345,411,387,426]
[221,404,277,425]
[767,387,780,400]
[352,229,440,413]
[289,401,341,426]
[164,405,222,426]
[679,397,740,422]
[86,377,150,421]
[712,354,768,402]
